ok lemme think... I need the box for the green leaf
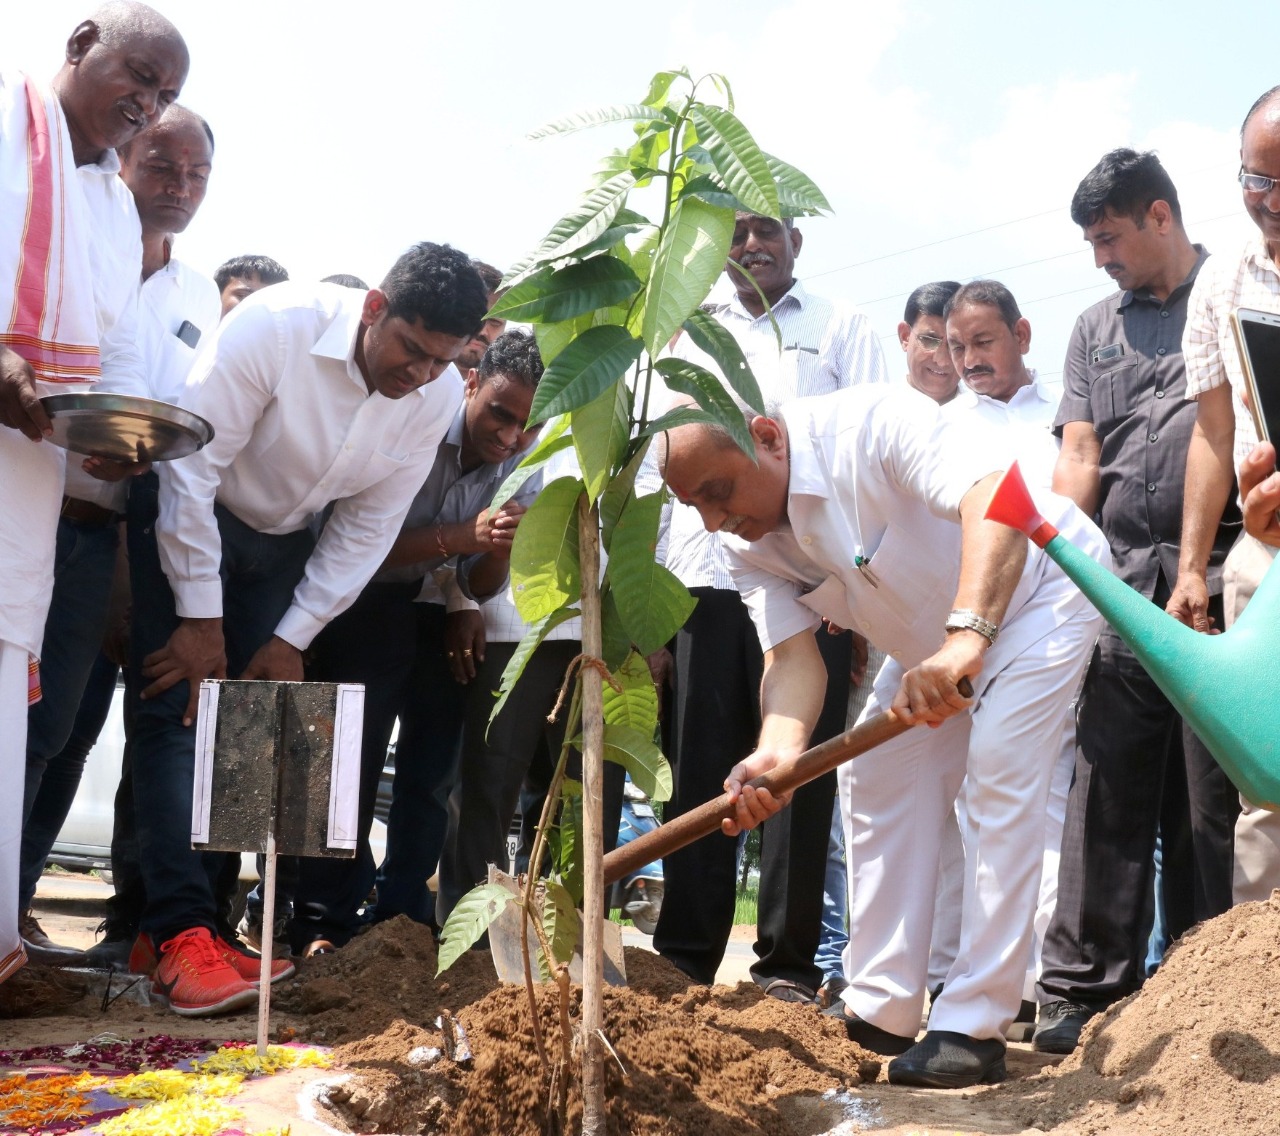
[706,72,736,112]
[535,314,594,366]
[567,213,654,261]
[510,476,583,622]
[608,490,697,655]
[681,174,748,213]
[543,879,581,967]
[634,406,717,441]
[603,650,660,738]
[556,786,584,904]
[507,171,637,288]
[690,105,778,218]
[489,606,580,726]
[639,196,735,358]
[529,326,644,426]
[628,125,672,183]
[600,587,633,671]
[601,441,650,546]
[489,417,572,512]
[642,69,687,110]
[603,722,673,802]
[572,379,630,503]
[682,308,765,413]
[490,258,642,325]
[764,152,832,216]
[437,883,517,974]
[655,357,755,456]
[528,104,666,140]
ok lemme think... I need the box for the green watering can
[986,462,1280,809]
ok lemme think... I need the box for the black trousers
[653,587,851,990]
[436,638,623,927]
[1038,588,1238,1010]
[290,581,420,951]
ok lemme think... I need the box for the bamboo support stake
[577,493,606,1135]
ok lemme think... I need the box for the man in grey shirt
[1034,149,1239,1053]
[289,330,541,955]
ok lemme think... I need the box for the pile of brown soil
[273,916,497,1044]
[1007,895,1280,1135]
[306,925,879,1135]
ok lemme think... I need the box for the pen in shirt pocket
[854,554,880,588]
[784,343,819,354]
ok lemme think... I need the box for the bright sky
[9,0,1269,389]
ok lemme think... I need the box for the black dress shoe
[820,1002,916,1056]
[1032,999,1096,1054]
[887,1030,1006,1088]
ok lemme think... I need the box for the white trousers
[0,638,28,982]
[1223,535,1280,904]
[839,587,1101,1041]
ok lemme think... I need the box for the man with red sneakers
[127,245,489,1014]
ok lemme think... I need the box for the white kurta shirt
[945,370,1060,489]
[723,386,1106,669]
[157,281,463,650]
[664,280,889,589]
[65,256,222,509]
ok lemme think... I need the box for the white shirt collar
[311,291,373,393]
[723,278,809,322]
[781,406,829,501]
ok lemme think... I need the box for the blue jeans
[19,651,120,910]
[373,602,469,926]
[130,483,315,945]
[22,516,118,831]
[813,796,848,983]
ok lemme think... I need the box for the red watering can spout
[984,462,1059,548]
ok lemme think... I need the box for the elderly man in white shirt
[659,385,1106,1088]
[656,211,888,1005]
[0,2,187,984]
[930,280,1075,1036]
[124,244,489,1017]
[18,104,220,967]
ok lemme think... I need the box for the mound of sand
[1011,894,1280,1135]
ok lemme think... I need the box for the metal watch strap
[944,609,1000,645]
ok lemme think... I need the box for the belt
[60,496,121,526]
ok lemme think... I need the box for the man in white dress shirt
[659,386,1106,1087]
[18,104,219,967]
[656,212,888,1003]
[126,244,489,1016]
[0,1,188,984]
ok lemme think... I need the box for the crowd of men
[5,0,1280,1095]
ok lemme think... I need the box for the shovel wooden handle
[602,677,973,887]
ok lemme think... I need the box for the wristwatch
[944,609,999,645]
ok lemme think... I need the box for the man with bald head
[18,103,220,970]
[1168,85,1280,907]
[0,2,187,982]
[658,393,1105,1087]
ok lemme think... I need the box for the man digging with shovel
[658,386,1106,1088]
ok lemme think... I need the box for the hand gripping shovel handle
[602,677,973,887]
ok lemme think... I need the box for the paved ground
[28,869,759,986]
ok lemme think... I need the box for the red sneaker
[152,928,258,1016]
[215,936,295,985]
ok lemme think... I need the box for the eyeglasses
[914,332,946,351]
[1239,168,1280,195]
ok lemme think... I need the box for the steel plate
[39,392,214,462]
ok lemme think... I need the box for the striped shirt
[663,280,889,590]
[1183,237,1280,474]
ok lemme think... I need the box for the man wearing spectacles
[899,281,962,404]
[1168,86,1280,911]
[1032,148,1238,1055]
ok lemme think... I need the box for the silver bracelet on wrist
[944,609,1000,645]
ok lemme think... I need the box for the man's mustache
[740,253,776,269]
[964,365,995,380]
